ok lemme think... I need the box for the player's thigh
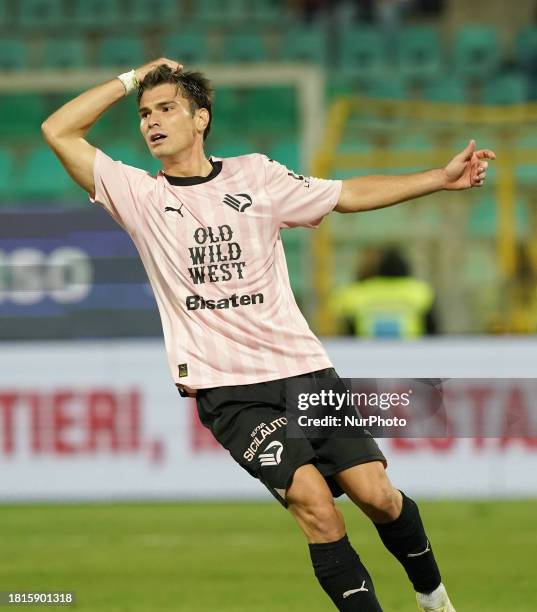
[197,392,317,505]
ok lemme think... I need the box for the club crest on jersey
[222,193,252,213]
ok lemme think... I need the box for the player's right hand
[135,58,183,82]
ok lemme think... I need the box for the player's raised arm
[335,139,497,214]
[41,58,182,198]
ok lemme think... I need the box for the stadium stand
[279,26,327,64]
[16,0,64,29]
[42,38,86,69]
[339,27,387,83]
[71,0,122,29]
[96,36,146,68]
[396,26,442,83]
[221,31,269,63]
[126,0,180,26]
[452,26,500,81]
[0,38,29,70]
[163,31,210,65]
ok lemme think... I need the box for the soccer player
[42,58,495,611]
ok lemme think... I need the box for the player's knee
[293,498,344,542]
[361,484,402,523]
[303,500,345,542]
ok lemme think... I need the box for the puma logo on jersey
[222,193,252,212]
[165,204,184,217]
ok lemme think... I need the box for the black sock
[374,491,441,593]
[309,534,383,611]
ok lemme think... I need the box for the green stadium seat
[126,0,179,26]
[72,0,121,28]
[391,134,432,151]
[0,39,29,71]
[0,147,15,200]
[42,38,87,69]
[514,26,537,70]
[481,73,528,105]
[279,27,327,64]
[0,95,48,138]
[16,0,64,29]
[397,26,442,82]
[466,196,530,239]
[365,76,407,99]
[267,140,300,170]
[163,31,210,66]
[339,27,386,82]
[191,0,248,24]
[95,36,146,68]
[19,146,73,199]
[251,0,281,25]
[453,26,500,81]
[422,76,467,102]
[221,32,268,63]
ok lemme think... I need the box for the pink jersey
[90,149,342,391]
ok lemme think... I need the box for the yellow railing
[311,96,537,334]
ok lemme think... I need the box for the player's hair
[137,65,213,141]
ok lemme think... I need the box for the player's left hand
[442,140,496,190]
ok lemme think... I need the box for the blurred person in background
[332,247,437,338]
[41,57,494,612]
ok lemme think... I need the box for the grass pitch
[1,499,535,611]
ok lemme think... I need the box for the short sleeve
[262,156,342,228]
[89,149,149,234]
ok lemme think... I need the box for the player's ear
[195,108,209,135]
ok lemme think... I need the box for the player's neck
[161,148,212,178]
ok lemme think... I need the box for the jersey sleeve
[89,149,148,235]
[262,155,342,228]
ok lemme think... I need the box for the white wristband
[117,69,139,95]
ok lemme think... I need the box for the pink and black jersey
[90,150,342,390]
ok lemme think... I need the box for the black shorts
[195,368,387,507]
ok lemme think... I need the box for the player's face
[138,83,201,158]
